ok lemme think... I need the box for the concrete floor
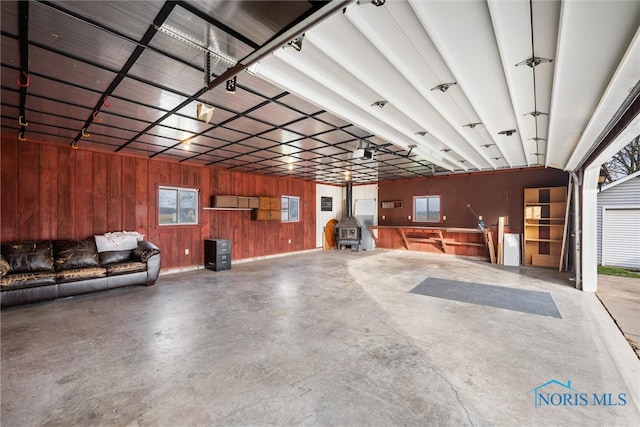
[597,274,640,359]
[2,250,639,426]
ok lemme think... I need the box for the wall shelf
[523,186,567,268]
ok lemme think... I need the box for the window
[414,195,441,223]
[281,196,300,222]
[159,186,199,225]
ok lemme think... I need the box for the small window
[281,196,300,222]
[159,186,199,225]
[414,195,441,223]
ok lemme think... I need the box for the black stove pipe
[345,182,353,217]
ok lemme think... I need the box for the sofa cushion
[99,250,133,266]
[56,267,106,283]
[53,239,100,271]
[1,241,54,274]
[0,272,57,290]
[105,262,146,276]
[0,255,10,277]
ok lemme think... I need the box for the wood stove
[335,182,362,251]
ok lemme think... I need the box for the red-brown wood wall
[1,138,316,270]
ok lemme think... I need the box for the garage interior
[1,0,639,425]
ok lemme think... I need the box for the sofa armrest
[132,241,161,284]
[132,241,160,262]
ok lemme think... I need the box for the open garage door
[603,208,640,269]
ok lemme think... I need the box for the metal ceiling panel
[26,122,77,140]
[287,138,329,151]
[29,46,116,93]
[247,102,306,126]
[93,112,152,133]
[199,85,267,114]
[30,2,137,71]
[277,94,324,116]
[220,143,259,154]
[222,116,273,135]
[261,128,304,144]
[104,98,166,123]
[112,78,188,111]
[188,0,315,46]
[1,36,19,67]
[89,123,140,141]
[202,127,247,143]
[27,79,100,110]
[159,114,214,135]
[238,137,279,150]
[136,134,184,148]
[24,96,92,120]
[0,1,19,35]
[51,1,164,42]
[160,4,253,65]
[148,125,194,142]
[147,31,206,70]
[0,89,20,109]
[24,110,83,132]
[128,49,205,96]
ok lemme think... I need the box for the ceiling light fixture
[357,0,386,6]
[492,156,504,160]
[524,111,548,117]
[463,122,482,129]
[440,148,451,152]
[481,144,495,148]
[371,100,387,108]
[288,33,305,51]
[529,137,547,142]
[226,76,237,93]
[431,82,457,93]
[498,129,517,136]
[196,103,215,124]
[415,131,428,136]
[515,57,553,68]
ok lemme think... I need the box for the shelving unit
[523,186,567,268]
[252,197,281,221]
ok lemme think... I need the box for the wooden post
[497,216,505,265]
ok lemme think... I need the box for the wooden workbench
[368,226,496,263]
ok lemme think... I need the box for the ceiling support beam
[17,0,29,141]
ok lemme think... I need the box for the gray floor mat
[409,277,562,318]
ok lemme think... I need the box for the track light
[371,100,387,108]
[289,34,305,51]
[431,82,457,93]
[196,103,215,124]
[524,111,548,117]
[357,0,386,6]
[463,122,482,129]
[226,76,236,93]
[498,129,517,136]
[516,57,553,68]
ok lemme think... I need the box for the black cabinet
[204,239,231,271]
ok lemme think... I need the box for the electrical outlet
[185,249,189,255]
[288,239,291,244]
[478,215,482,221]
[443,215,446,221]
[408,215,412,220]
[382,215,386,220]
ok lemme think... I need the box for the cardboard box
[212,195,238,208]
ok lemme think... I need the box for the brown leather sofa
[0,238,160,308]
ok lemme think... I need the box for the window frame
[281,195,300,223]
[413,194,442,224]
[158,186,199,226]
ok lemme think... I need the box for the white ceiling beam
[343,3,497,170]
[547,0,640,170]
[410,0,527,168]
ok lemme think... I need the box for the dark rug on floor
[409,277,562,318]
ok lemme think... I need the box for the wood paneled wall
[378,167,569,233]
[1,138,316,270]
